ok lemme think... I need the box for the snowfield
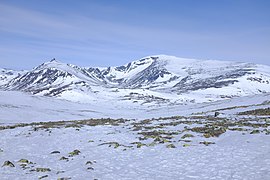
[0,90,270,179]
[0,90,270,124]
[0,111,270,180]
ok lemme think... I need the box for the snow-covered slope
[1,55,270,105]
[0,69,25,86]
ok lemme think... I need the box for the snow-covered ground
[0,112,269,179]
[1,90,270,124]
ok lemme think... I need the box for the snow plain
[0,123,270,180]
[0,90,270,124]
[0,90,269,179]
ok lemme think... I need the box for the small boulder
[39,175,49,179]
[36,168,51,172]
[166,144,176,148]
[50,151,61,154]
[85,161,93,165]
[2,161,15,167]
[68,149,81,157]
[214,112,220,117]
[18,159,30,164]
[87,167,94,170]
[59,156,69,161]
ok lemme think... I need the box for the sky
[0,0,270,70]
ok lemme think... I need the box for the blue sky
[0,0,270,69]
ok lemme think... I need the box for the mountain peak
[49,58,58,62]
[32,58,69,72]
[46,58,62,64]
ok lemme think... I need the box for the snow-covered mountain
[2,59,107,97]
[1,55,270,105]
[0,68,25,86]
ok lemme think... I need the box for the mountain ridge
[1,55,270,105]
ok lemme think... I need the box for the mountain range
[1,55,270,106]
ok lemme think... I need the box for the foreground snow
[0,90,270,179]
[0,116,269,180]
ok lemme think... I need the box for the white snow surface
[0,90,270,124]
[0,124,269,180]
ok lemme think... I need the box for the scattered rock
[264,129,270,135]
[56,170,65,174]
[2,161,15,167]
[166,144,176,148]
[18,159,31,164]
[203,133,211,138]
[250,130,260,134]
[153,137,171,143]
[20,164,27,168]
[200,141,215,146]
[36,168,51,172]
[58,177,71,180]
[181,134,194,139]
[238,108,270,116]
[179,139,192,143]
[214,112,220,117]
[131,142,146,148]
[86,161,93,165]
[98,142,120,148]
[68,149,81,157]
[182,144,191,147]
[59,156,69,161]
[50,151,61,154]
[229,127,248,131]
[39,175,49,179]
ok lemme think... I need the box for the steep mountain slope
[1,55,270,105]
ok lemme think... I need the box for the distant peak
[144,54,176,59]
[40,58,63,66]
[48,58,61,63]
[137,55,180,62]
[50,58,57,62]
[32,58,67,71]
